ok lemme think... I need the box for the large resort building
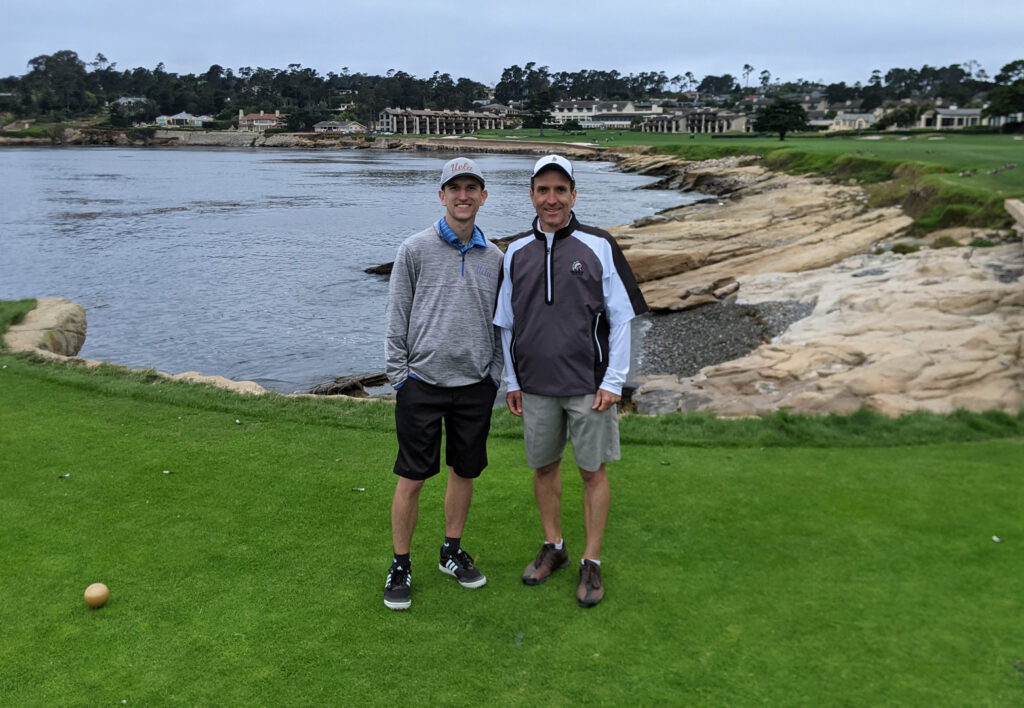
[377,107,506,135]
[550,100,665,129]
[549,99,752,134]
[642,108,750,134]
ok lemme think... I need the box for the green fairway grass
[2,345,1022,705]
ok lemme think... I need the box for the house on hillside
[313,120,366,134]
[155,112,213,127]
[917,107,983,130]
[828,111,879,131]
[478,103,515,116]
[239,109,286,132]
[113,96,148,107]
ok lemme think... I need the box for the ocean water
[0,146,696,392]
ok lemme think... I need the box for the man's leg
[391,476,425,555]
[385,475,422,610]
[521,393,571,585]
[566,396,617,608]
[437,380,492,589]
[579,463,609,561]
[439,467,486,588]
[521,458,571,585]
[534,459,563,544]
[444,466,472,538]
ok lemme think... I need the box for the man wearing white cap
[383,156,503,610]
[494,154,648,608]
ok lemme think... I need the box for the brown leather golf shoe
[522,542,569,585]
[576,560,604,608]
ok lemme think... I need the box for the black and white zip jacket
[493,212,648,397]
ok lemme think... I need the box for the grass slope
[2,352,1022,706]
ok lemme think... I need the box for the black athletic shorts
[393,377,497,481]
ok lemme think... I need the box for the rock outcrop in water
[3,298,87,358]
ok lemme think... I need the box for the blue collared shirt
[437,218,487,254]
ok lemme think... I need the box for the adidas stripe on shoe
[438,546,487,589]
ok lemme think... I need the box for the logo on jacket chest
[570,260,585,275]
[474,263,496,279]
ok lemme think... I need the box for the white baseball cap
[532,154,574,183]
[440,157,485,189]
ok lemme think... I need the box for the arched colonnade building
[377,108,506,135]
[643,109,750,134]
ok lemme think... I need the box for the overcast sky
[4,0,1021,87]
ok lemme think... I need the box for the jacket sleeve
[500,326,520,392]
[598,320,630,395]
[489,324,504,386]
[494,248,519,390]
[385,242,415,389]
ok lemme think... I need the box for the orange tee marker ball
[84,582,110,608]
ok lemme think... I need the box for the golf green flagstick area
[1,343,1022,704]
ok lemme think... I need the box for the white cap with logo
[440,157,485,189]
[532,154,574,183]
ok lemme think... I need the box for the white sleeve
[598,320,630,395]
[493,248,515,330]
[500,327,520,392]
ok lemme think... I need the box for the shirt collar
[532,211,579,240]
[437,218,486,253]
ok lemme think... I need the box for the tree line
[0,51,491,129]
[1,50,1022,131]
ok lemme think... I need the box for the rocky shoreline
[636,301,816,380]
[0,127,615,161]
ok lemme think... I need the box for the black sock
[443,536,461,555]
[393,552,410,569]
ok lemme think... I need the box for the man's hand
[592,388,621,412]
[506,390,523,417]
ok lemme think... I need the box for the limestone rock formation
[633,243,1024,417]
[3,297,87,358]
[165,371,267,395]
[606,157,914,312]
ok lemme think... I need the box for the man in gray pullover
[383,157,503,611]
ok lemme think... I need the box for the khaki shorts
[521,392,620,471]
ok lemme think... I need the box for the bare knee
[395,476,425,500]
[579,464,607,487]
[535,460,561,478]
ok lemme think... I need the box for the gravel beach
[634,300,815,378]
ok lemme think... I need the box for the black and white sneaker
[439,546,487,589]
[384,561,411,610]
